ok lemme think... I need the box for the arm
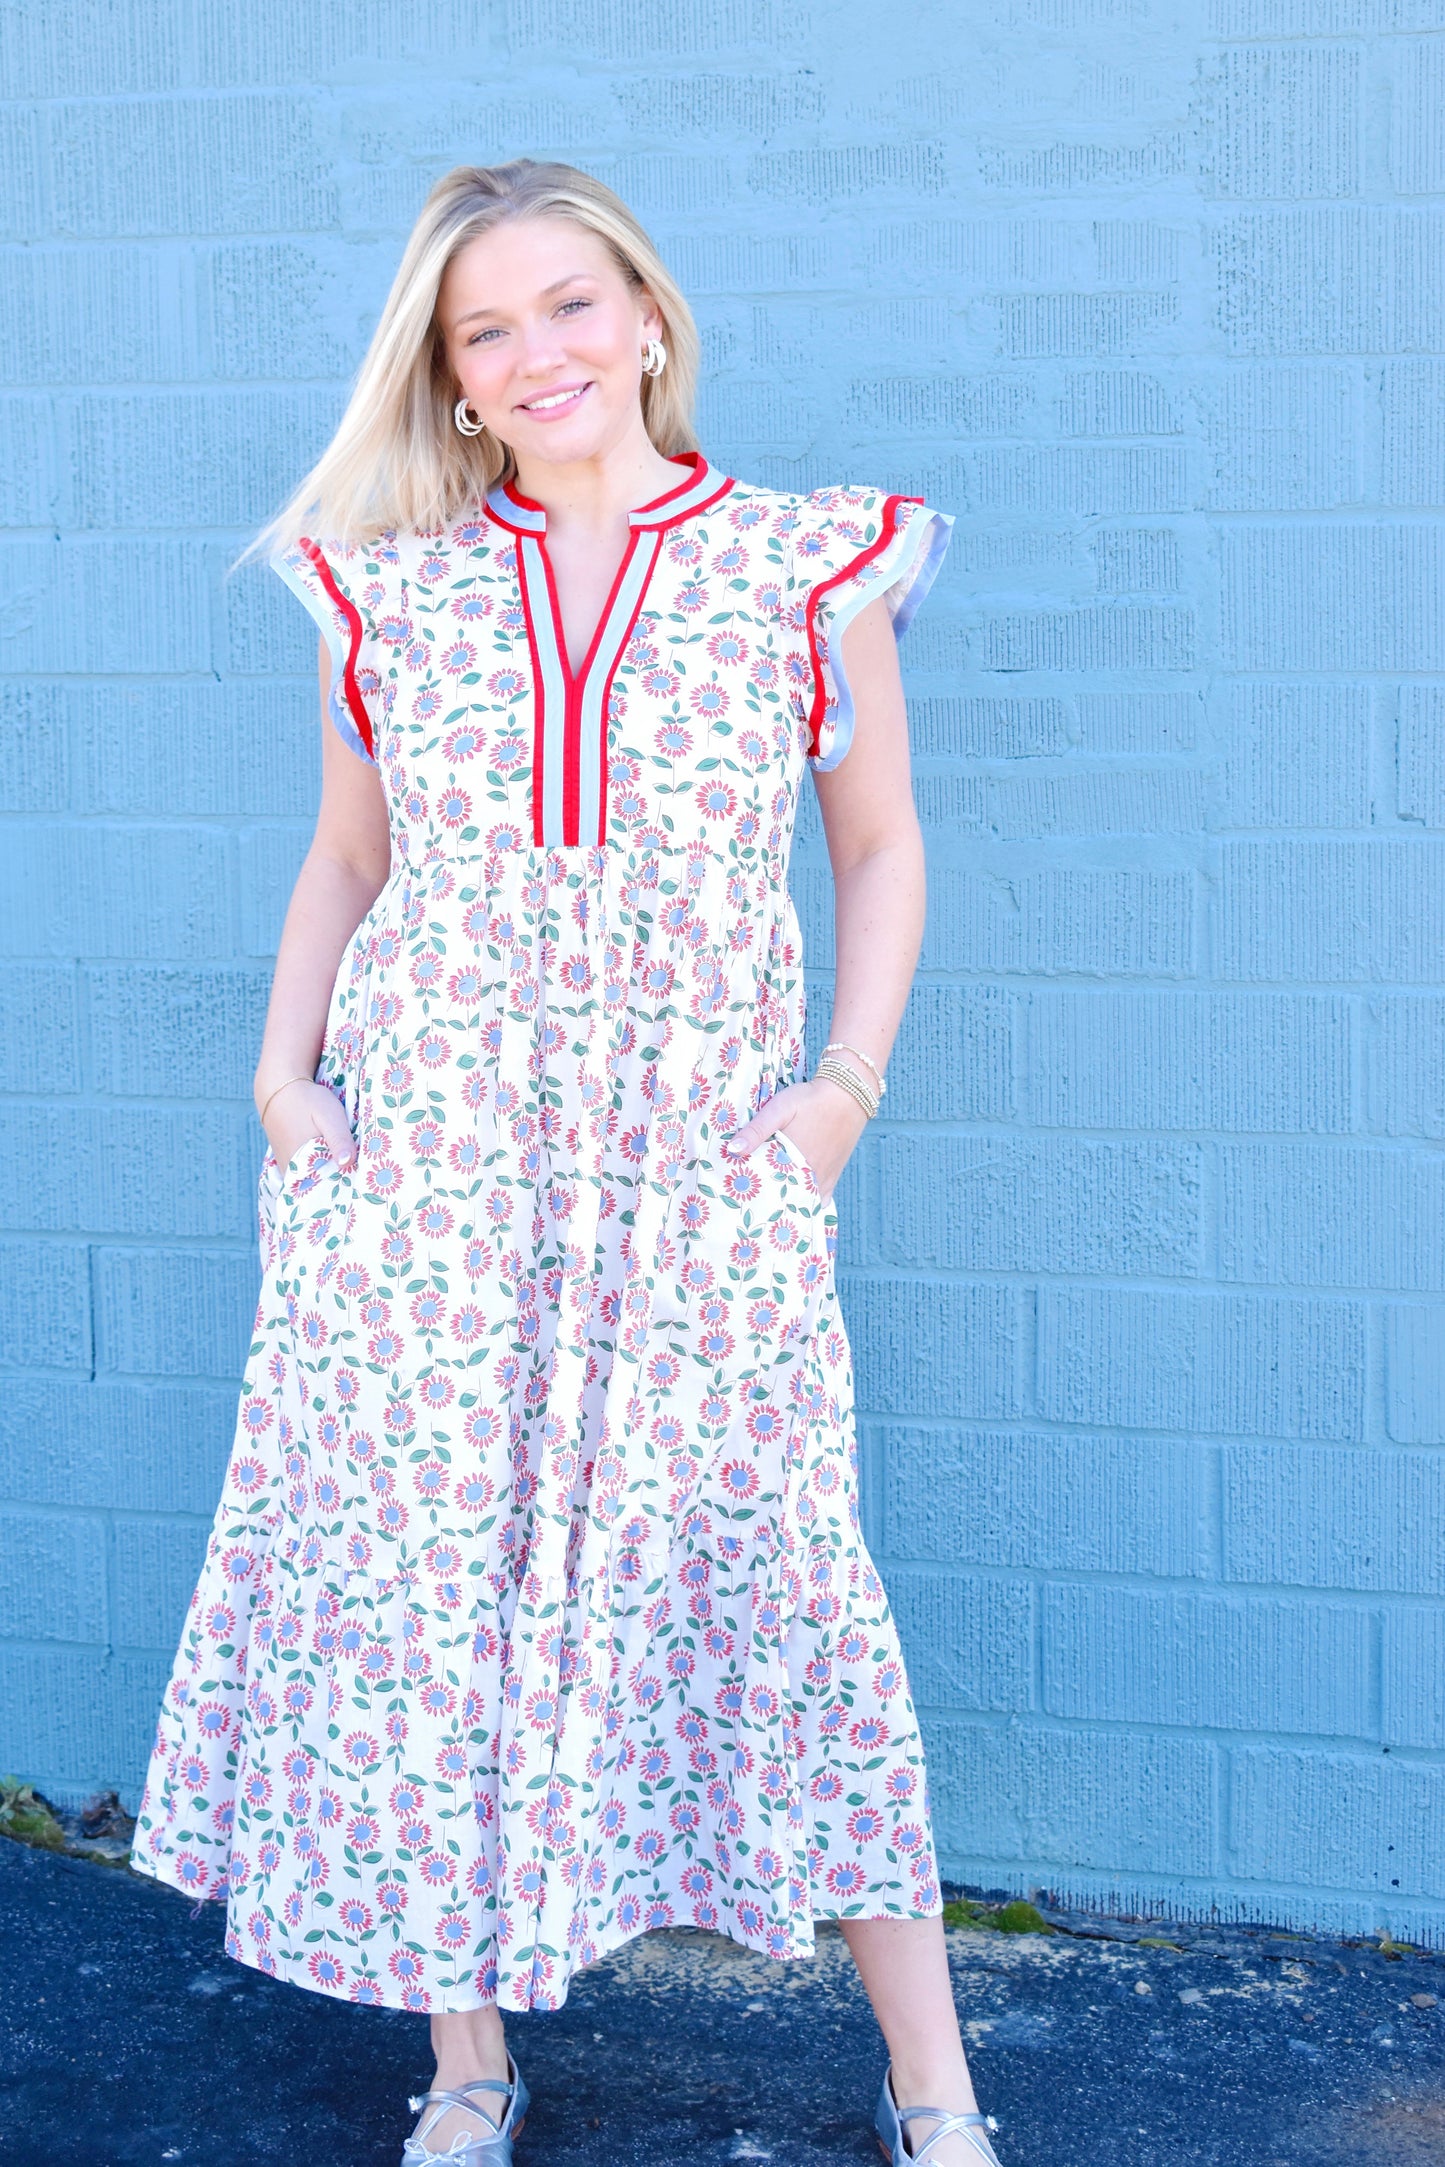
[726,593,925,1195]
[252,633,392,1173]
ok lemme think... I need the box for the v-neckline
[482,454,733,849]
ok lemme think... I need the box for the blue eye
[466,326,503,346]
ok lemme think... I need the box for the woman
[130,159,995,2167]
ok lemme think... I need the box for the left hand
[724,1078,869,1201]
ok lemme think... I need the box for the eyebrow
[452,273,597,329]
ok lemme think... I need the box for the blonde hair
[238,159,700,565]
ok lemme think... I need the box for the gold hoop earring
[454,395,487,437]
[641,339,667,379]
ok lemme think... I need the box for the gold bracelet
[821,1039,887,1097]
[815,1053,880,1119]
[258,1074,315,1127]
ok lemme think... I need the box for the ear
[636,285,665,342]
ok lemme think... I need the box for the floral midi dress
[130,452,954,2013]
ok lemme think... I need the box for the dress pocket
[769,1127,839,1229]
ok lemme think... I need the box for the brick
[1043,1585,1375,1737]
[925,1717,1216,1876]
[1221,1145,1445,1291]
[968,447,1188,514]
[1204,44,1362,198]
[845,1280,1023,1420]
[1074,692,1200,753]
[979,136,1188,191]
[1027,992,1354,1132]
[94,1247,260,1378]
[978,603,1195,671]
[887,1570,1034,1710]
[1398,685,1445,823]
[996,292,1178,360]
[1092,527,1179,592]
[870,221,1080,284]
[1093,222,1181,285]
[696,382,818,455]
[508,0,776,54]
[195,5,499,86]
[881,1427,1209,1577]
[1381,363,1445,506]
[1211,0,1445,29]
[0,966,82,1093]
[49,95,336,237]
[0,682,69,812]
[1198,366,1360,510]
[984,766,1208,837]
[907,698,1072,760]
[58,390,342,528]
[1224,1445,1445,1595]
[70,679,319,819]
[1390,37,1445,194]
[1213,210,1445,355]
[85,967,271,1097]
[1382,1610,1445,1748]
[619,73,821,138]
[1217,841,1445,980]
[0,1241,91,1372]
[0,1379,235,1515]
[1374,999,1445,1139]
[0,826,234,961]
[1385,1304,1445,1443]
[111,1514,212,1650]
[1037,1287,1368,1439]
[911,775,985,832]
[878,1136,1201,1275]
[0,541,210,673]
[1231,1749,1444,1896]
[1222,682,1372,826]
[0,1106,255,1239]
[1220,525,1445,669]
[1056,371,1183,436]
[238,823,310,956]
[0,1650,172,1798]
[0,393,52,523]
[879,986,1015,1122]
[654,232,836,295]
[0,245,197,385]
[0,1509,107,1643]
[849,377,1033,437]
[917,867,1196,977]
[204,240,385,377]
[748,145,945,203]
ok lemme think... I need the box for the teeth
[525,386,584,411]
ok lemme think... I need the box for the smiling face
[437,213,664,472]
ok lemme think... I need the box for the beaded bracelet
[820,1039,887,1098]
[814,1052,880,1119]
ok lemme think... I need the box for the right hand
[262,1078,358,1178]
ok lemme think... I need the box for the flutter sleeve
[269,533,385,765]
[782,484,954,771]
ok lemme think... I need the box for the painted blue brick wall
[2,0,1443,1946]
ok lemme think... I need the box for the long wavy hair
[238,159,701,564]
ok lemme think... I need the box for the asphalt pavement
[2,1835,1443,2165]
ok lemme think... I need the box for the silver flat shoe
[875,2066,1003,2165]
[401,2053,529,2166]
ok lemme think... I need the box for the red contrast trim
[299,538,374,760]
[545,534,638,845]
[801,495,921,757]
[515,550,550,850]
[594,531,663,845]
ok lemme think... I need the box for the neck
[509,421,684,532]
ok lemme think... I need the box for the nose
[515,314,571,380]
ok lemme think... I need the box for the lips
[517,382,591,416]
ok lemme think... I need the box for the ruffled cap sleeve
[270,534,385,765]
[783,485,953,771]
